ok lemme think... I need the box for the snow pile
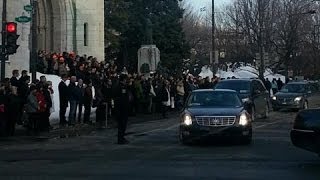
[216,70,240,79]
[199,63,286,82]
[35,73,96,125]
[199,66,214,79]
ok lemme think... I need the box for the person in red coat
[35,85,47,132]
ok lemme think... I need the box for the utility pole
[211,0,215,66]
[1,0,7,80]
[30,0,37,82]
[258,0,265,80]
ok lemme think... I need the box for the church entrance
[36,0,67,53]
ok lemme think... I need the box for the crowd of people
[0,51,223,144]
[0,50,294,144]
[264,77,284,95]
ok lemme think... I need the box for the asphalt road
[1,99,320,179]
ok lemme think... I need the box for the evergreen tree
[104,0,129,63]
[105,0,190,74]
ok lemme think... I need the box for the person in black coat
[94,81,107,128]
[83,80,93,124]
[114,74,130,144]
[277,78,284,91]
[264,78,272,95]
[77,79,85,123]
[68,76,81,126]
[58,74,69,126]
[17,75,30,125]
[0,87,8,137]
[42,83,52,131]
[160,80,171,119]
[10,70,20,88]
[7,87,22,136]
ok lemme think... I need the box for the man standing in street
[83,80,93,124]
[58,74,69,127]
[77,79,85,123]
[114,74,130,144]
[68,76,80,126]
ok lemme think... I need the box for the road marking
[254,120,284,129]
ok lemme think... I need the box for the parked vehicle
[271,82,312,111]
[291,108,320,155]
[214,79,269,120]
[179,89,252,145]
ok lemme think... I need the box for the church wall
[75,0,104,61]
[0,0,31,77]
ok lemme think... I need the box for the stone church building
[0,0,104,77]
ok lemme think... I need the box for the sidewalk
[0,111,180,142]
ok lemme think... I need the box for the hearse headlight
[294,96,302,102]
[239,113,248,126]
[183,114,193,126]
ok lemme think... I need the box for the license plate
[282,102,287,104]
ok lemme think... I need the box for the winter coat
[36,91,47,113]
[0,94,8,115]
[26,93,39,113]
[43,88,52,112]
[8,94,22,120]
[58,81,69,108]
[114,83,129,117]
[160,86,170,103]
[83,86,93,104]
[18,82,30,104]
[68,83,81,102]
[58,63,68,76]
[134,80,143,101]
[176,81,185,96]
[10,77,20,88]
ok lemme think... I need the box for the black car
[271,82,312,111]
[179,89,252,145]
[214,79,269,120]
[291,109,320,155]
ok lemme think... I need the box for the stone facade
[137,45,160,74]
[0,0,104,77]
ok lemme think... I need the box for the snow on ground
[199,66,214,79]
[35,73,96,125]
[199,63,286,83]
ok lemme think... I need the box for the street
[1,102,320,179]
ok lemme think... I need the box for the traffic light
[5,22,20,55]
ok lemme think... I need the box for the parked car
[291,108,320,155]
[214,79,269,120]
[179,89,252,145]
[271,82,312,111]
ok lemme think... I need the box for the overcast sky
[187,0,233,10]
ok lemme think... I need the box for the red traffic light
[6,22,17,33]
